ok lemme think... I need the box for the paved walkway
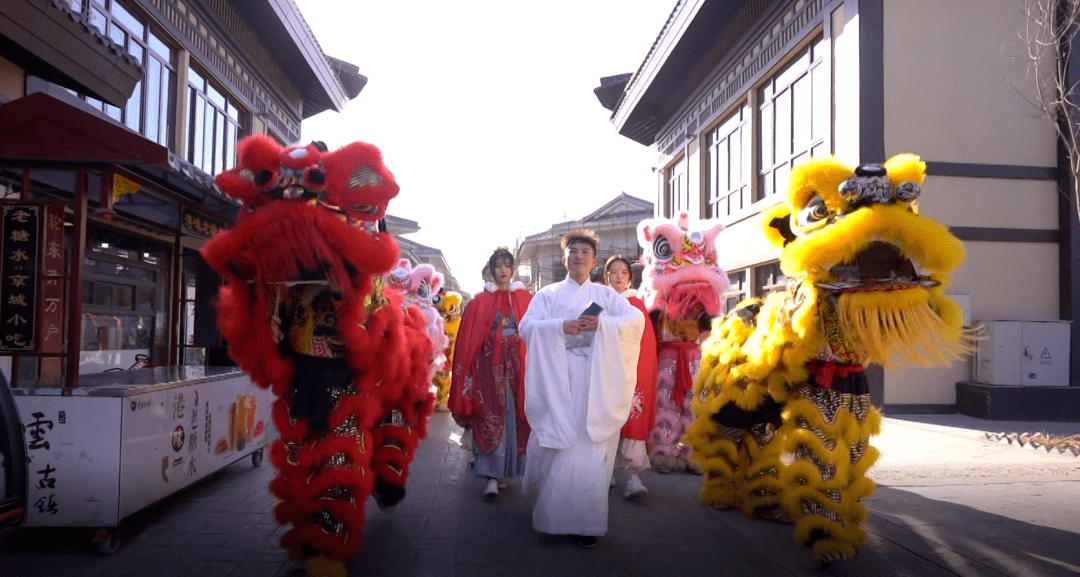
[1,412,1077,577]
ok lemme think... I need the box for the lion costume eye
[416,282,430,300]
[253,169,277,191]
[653,236,673,261]
[304,167,326,190]
[796,195,830,229]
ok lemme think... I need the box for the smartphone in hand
[579,301,603,317]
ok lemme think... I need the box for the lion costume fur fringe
[203,135,435,576]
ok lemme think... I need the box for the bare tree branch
[1020,0,1080,223]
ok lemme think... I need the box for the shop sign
[39,205,65,353]
[118,375,272,518]
[181,208,226,239]
[0,204,40,351]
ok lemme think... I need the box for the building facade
[603,0,1079,417]
[384,214,462,294]
[515,192,654,292]
[0,0,364,386]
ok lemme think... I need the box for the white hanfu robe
[519,277,644,536]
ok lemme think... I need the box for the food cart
[9,365,274,552]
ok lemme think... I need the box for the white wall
[880,0,1062,404]
[883,0,1058,165]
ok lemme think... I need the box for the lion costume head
[434,290,463,339]
[761,153,971,367]
[637,212,730,322]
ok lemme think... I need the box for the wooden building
[0,0,365,386]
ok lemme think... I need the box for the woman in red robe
[448,248,533,499]
[603,255,658,500]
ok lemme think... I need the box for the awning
[0,92,168,165]
[0,92,238,222]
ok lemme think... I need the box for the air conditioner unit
[974,320,1071,386]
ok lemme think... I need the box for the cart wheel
[92,528,121,555]
[251,448,264,467]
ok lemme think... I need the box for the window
[706,103,751,218]
[79,225,170,373]
[757,35,828,201]
[723,269,748,314]
[753,261,786,298]
[664,156,688,218]
[177,250,225,366]
[187,68,242,175]
[178,252,203,365]
[71,0,175,147]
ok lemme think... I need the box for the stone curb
[985,432,1080,457]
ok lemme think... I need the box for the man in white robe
[519,229,644,548]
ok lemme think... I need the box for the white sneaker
[624,475,648,500]
[483,478,499,498]
[497,479,509,489]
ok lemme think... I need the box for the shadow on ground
[856,485,1080,577]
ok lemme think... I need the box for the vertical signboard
[0,204,40,351]
[38,204,65,353]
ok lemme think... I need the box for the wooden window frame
[752,261,786,299]
[705,102,751,219]
[186,68,243,176]
[663,155,688,218]
[756,34,829,204]
[70,0,176,147]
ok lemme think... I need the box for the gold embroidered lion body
[686,154,973,564]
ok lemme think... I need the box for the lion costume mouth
[811,242,973,367]
[806,239,974,368]
[817,241,940,292]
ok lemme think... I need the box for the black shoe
[372,490,396,513]
[574,535,598,549]
[372,479,406,513]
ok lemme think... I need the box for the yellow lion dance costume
[432,290,463,411]
[686,154,973,565]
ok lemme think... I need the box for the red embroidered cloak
[621,295,659,440]
[449,284,532,453]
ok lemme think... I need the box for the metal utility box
[974,320,1071,386]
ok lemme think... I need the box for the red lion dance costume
[202,135,434,577]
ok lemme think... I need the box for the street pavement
[0,411,1077,577]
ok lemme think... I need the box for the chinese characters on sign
[26,411,59,515]
[0,204,40,351]
[188,390,199,476]
[163,390,206,481]
[181,209,224,239]
[39,205,65,353]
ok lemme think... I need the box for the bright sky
[293,0,673,296]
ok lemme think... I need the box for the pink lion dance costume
[637,213,729,474]
[202,135,435,577]
[384,258,450,380]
